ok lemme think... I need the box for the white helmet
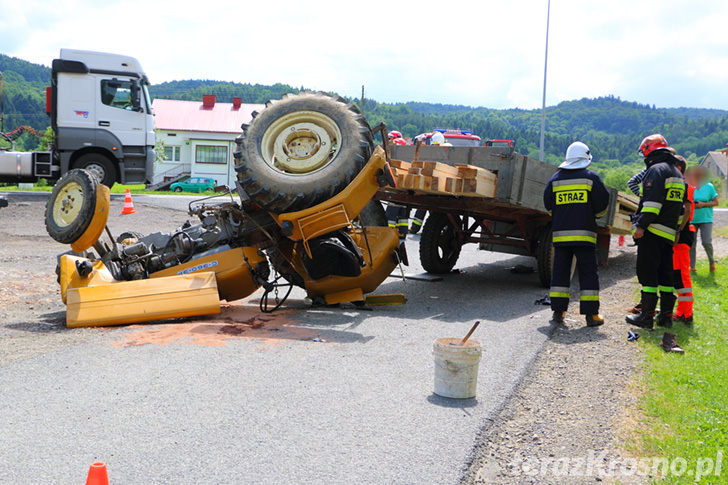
[431,132,446,145]
[559,141,592,169]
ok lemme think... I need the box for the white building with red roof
[151,95,264,189]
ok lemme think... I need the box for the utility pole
[539,0,551,162]
[0,71,4,133]
[361,85,365,115]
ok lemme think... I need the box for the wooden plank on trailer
[390,159,411,170]
[445,177,463,193]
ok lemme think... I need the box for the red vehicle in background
[415,129,481,147]
[388,130,407,145]
[485,139,516,151]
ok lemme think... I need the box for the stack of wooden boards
[388,159,497,198]
[611,192,639,234]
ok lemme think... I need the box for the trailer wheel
[536,224,554,288]
[420,212,462,274]
[72,153,117,188]
[45,169,98,244]
[235,92,374,213]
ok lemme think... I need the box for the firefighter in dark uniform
[626,134,686,329]
[544,142,610,327]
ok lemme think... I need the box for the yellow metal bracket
[71,184,110,253]
[276,145,387,245]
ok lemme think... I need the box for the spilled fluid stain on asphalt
[111,299,317,347]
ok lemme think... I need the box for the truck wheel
[73,153,117,188]
[45,169,97,244]
[420,212,462,274]
[536,224,553,288]
[235,92,374,213]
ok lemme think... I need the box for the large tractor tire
[420,212,462,274]
[45,169,98,244]
[72,153,117,188]
[234,92,374,214]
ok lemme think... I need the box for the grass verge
[630,257,726,483]
[1,183,194,195]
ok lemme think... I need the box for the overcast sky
[2,0,727,110]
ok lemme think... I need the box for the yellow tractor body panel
[70,184,110,253]
[150,247,264,302]
[59,255,220,328]
[59,255,116,304]
[294,226,400,300]
[276,146,387,244]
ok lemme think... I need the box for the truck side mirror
[131,82,143,112]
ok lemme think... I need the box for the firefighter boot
[656,292,677,328]
[552,311,565,324]
[585,314,605,327]
[626,292,658,329]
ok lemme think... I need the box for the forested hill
[2,53,728,167]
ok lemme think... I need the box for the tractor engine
[98,202,261,281]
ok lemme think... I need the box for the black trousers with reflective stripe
[550,245,600,315]
[636,231,675,313]
[385,204,409,236]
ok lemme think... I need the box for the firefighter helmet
[559,141,592,170]
[431,132,445,145]
[390,130,403,139]
[638,134,668,157]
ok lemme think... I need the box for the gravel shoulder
[464,215,728,484]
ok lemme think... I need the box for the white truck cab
[52,49,155,185]
[0,49,155,187]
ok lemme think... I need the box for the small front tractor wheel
[45,169,98,244]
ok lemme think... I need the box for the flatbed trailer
[377,144,637,286]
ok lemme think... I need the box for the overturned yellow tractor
[46,93,404,327]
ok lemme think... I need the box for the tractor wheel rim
[52,181,85,228]
[260,110,341,175]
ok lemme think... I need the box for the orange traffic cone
[85,462,109,485]
[121,188,136,215]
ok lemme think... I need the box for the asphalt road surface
[0,192,616,484]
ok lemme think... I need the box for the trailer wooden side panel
[390,145,556,213]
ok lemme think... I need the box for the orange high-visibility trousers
[673,243,693,318]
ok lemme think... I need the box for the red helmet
[389,130,403,139]
[638,134,668,157]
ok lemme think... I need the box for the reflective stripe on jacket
[543,168,610,247]
[633,151,686,243]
